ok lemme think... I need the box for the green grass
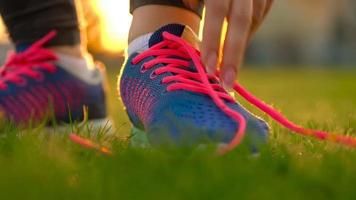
[0,67,356,200]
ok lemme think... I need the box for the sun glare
[91,0,132,53]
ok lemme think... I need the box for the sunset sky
[0,0,207,54]
[0,0,133,53]
[91,0,132,53]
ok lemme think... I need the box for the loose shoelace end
[69,133,112,155]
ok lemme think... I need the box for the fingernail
[206,52,217,74]
[222,68,236,91]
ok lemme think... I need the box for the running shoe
[120,24,269,152]
[0,31,107,125]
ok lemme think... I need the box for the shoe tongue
[149,24,200,49]
[15,44,31,53]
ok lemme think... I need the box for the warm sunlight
[0,19,8,43]
[90,0,132,53]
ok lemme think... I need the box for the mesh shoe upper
[0,32,107,124]
[120,24,269,147]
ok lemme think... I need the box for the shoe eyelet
[140,64,148,73]
[150,71,158,79]
[34,72,45,82]
[16,78,27,87]
[0,85,8,91]
[161,89,168,95]
[131,56,138,65]
[46,67,57,74]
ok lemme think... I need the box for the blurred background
[247,0,356,66]
[0,0,354,67]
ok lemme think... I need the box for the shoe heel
[130,126,150,148]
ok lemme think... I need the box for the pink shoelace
[69,134,112,155]
[132,31,356,155]
[0,31,58,90]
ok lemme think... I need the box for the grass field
[0,67,355,199]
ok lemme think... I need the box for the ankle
[128,5,201,43]
[49,44,87,58]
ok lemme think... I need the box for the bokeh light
[90,0,132,54]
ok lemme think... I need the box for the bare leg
[128,4,202,43]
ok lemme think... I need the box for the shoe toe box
[146,91,269,147]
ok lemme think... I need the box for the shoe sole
[129,126,261,155]
[129,126,228,150]
[130,126,151,148]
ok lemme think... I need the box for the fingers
[253,0,267,22]
[250,0,267,35]
[201,0,230,74]
[200,0,273,89]
[182,0,200,10]
[263,0,274,19]
[249,0,274,39]
[220,0,253,89]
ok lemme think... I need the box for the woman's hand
[184,0,274,89]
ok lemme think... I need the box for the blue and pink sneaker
[120,24,269,153]
[0,31,107,126]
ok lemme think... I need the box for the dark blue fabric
[0,65,106,124]
[149,23,185,47]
